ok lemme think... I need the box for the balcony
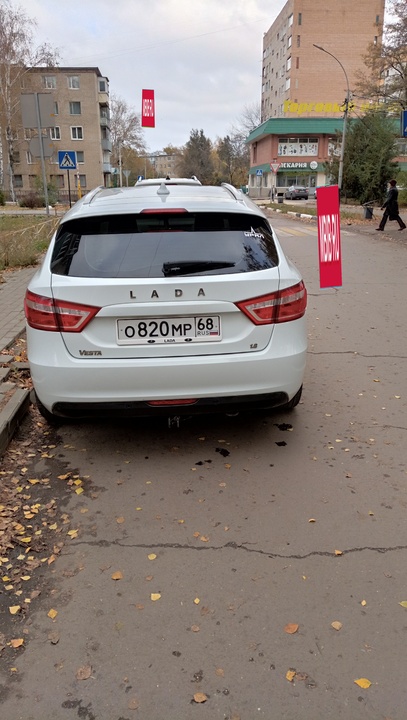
[100,116,110,128]
[101,138,112,152]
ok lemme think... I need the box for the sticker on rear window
[244,228,264,239]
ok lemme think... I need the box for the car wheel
[35,394,64,426]
[279,385,302,411]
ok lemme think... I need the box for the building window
[43,75,56,89]
[78,174,87,188]
[285,78,291,91]
[288,13,293,26]
[376,15,380,23]
[68,75,80,89]
[374,36,378,45]
[50,126,61,140]
[288,35,292,48]
[69,101,81,115]
[297,35,301,47]
[99,79,107,92]
[298,13,302,25]
[14,174,23,188]
[278,137,319,156]
[26,150,34,164]
[54,101,59,116]
[287,56,291,71]
[50,174,65,188]
[13,151,20,164]
[71,126,83,140]
[76,151,85,163]
[296,56,300,69]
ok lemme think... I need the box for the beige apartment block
[261,0,386,122]
[12,66,111,202]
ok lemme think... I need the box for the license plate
[117,316,221,345]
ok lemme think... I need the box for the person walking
[376,179,406,231]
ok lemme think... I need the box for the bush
[19,192,44,209]
[0,189,5,206]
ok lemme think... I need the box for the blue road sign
[58,151,77,170]
[137,175,144,181]
[402,110,407,138]
[256,169,263,176]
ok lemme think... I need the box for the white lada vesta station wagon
[25,180,307,423]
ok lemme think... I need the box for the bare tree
[0,0,59,200]
[230,101,261,143]
[355,0,407,112]
[109,93,146,171]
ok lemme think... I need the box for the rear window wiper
[162,261,235,276]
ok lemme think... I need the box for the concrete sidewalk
[0,264,38,455]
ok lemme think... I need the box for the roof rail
[82,186,105,205]
[221,183,244,201]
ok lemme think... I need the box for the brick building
[248,0,390,197]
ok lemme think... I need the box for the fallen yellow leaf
[150,593,161,601]
[76,664,92,680]
[200,535,209,542]
[331,621,342,631]
[399,601,407,608]
[193,693,207,703]
[361,600,367,607]
[284,623,299,634]
[116,517,125,524]
[191,625,200,632]
[148,553,157,561]
[111,571,123,581]
[10,638,24,648]
[47,608,58,620]
[286,670,296,682]
[216,668,225,677]
[194,597,200,605]
[354,678,371,689]
[308,518,316,523]
[9,606,21,615]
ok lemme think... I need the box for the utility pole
[313,45,350,197]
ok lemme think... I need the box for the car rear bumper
[27,322,307,416]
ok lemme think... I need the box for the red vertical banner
[141,89,155,128]
[317,185,342,288]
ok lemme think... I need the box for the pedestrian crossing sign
[58,151,77,169]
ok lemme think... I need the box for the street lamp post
[313,44,350,196]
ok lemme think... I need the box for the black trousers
[378,209,406,230]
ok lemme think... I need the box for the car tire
[35,394,64,426]
[280,385,302,411]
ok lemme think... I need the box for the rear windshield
[50,213,279,278]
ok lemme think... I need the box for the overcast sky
[16,0,287,151]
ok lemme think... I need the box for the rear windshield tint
[50,213,279,278]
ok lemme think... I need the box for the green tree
[327,113,398,203]
[177,129,214,184]
[216,134,249,186]
[355,0,407,112]
[0,0,59,201]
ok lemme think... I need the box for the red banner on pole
[141,89,155,128]
[317,185,342,288]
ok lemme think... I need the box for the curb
[0,380,31,456]
[0,348,32,458]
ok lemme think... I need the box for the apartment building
[261,0,386,122]
[12,66,111,201]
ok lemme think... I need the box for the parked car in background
[284,186,309,200]
[25,182,307,423]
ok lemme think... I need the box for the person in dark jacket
[376,180,406,231]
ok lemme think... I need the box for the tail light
[24,290,100,332]
[236,281,307,325]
